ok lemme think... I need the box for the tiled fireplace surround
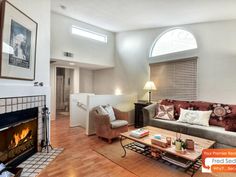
[0,95,46,151]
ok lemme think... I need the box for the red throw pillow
[223,114,236,132]
[208,103,232,127]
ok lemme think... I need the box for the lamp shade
[143,81,156,91]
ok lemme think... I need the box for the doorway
[56,67,74,116]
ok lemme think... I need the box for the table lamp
[143,81,156,103]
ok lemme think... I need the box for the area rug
[94,140,233,177]
[18,148,63,177]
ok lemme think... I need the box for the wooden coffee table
[120,126,215,169]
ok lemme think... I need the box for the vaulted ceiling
[51,0,236,32]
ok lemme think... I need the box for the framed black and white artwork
[0,0,37,80]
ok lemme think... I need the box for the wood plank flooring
[38,116,137,177]
[38,116,235,177]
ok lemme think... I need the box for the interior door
[56,76,64,110]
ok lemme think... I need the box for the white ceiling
[51,0,236,32]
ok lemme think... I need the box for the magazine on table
[130,128,149,138]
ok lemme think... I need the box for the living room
[0,0,236,177]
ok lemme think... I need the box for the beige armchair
[93,107,129,143]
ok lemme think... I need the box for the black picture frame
[0,0,38,80]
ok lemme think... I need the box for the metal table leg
[120,136,127,158]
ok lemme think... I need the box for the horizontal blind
[150,58,197,101]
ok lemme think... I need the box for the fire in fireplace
[0,108,38,167]
[9,127,32,149]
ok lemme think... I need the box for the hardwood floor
[38,116,137,177]
[38,116,236,177]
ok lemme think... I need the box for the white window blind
[150,58,197,101]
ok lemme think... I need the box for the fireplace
[0,108,38,167]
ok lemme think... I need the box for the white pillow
[178,108,212,126]
[104,105,116,122]
[96,105,108,115]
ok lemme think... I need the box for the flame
[11,127,31,148]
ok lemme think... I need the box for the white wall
[0,0,51,106]
[70,93,94,128]
[50,64,56,120]
[94,20,236,104]
[51,12,115,67]
[79,68,94,93]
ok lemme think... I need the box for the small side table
[134,102,150,128]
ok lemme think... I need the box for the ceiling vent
[63,52,73,58]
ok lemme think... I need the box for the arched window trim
[149,27,198,58]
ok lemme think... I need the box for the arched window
[150,28,197,57]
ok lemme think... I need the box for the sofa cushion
[187,124,236,147]
[96,105,116,122]
[104,105,116,122]
[208,103,232,127]
[96,105,108,115]
[149,118,236,147]
[156,104,174,120]
[223,115,236,132]
[178,108,212,126]
[110,120,128,129]
[190,101,210,111]
[150,118,189,134]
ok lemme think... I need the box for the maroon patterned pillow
[223,114,236,132]
[191,101,210,111]
[208,103,232,127]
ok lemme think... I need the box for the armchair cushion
[104,105,116,122]
[110,120,128,129]
[96,105,116,122]
[96,105,108,115]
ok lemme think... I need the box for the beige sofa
[143,100,236,148]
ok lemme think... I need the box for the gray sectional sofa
[143,103,236,148]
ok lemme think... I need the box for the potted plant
[173,138,187,151]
